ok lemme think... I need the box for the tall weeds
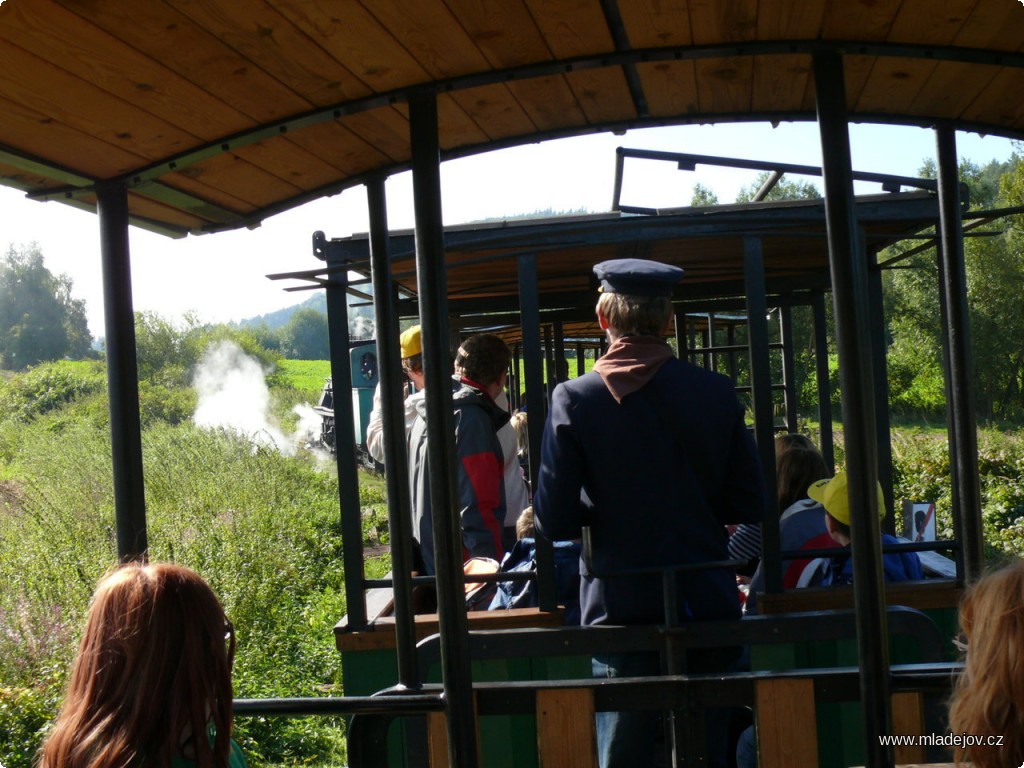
[0,370,379,767]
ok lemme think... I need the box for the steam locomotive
[313,340,379,465]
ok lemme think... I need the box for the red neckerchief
[592,335,673,403]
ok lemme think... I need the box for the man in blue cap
[535,258,767,768]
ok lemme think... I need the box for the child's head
[807,472,885,543]
[42,562,234,768]
[774,434,827,511]
[949,560,1024,768]
[516,505,536,540]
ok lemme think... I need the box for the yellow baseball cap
[807,471,886,526]
[399,325,422,359]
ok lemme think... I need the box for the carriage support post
[366,175,420,685]
[814,49,893,767]
[409,90,479,768]
[935,127,984,583]
[97,180,148,561]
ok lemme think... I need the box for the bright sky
[0,120,1017,338]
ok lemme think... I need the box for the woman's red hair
[40,562,235,768]
[949,560,1024,768]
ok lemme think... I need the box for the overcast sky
[0,121,1017,337]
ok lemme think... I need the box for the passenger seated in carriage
[489,505,582,625]
[741,435,831,613]
[809,472,923,585]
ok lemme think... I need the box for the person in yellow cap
[365,325,425,464]
[808,472,923,585]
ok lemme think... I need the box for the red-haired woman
[40,562,246,768]
[948,560,1024,768]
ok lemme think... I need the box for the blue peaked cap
[594,258,685,297]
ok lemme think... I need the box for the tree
[735,172,820,203]
[691,182,719,207]
[883,155,1023,420]
[280,308,329,359]
[134,311,281,385]
[0,243,92,370]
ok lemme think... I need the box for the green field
[274,359,332,398]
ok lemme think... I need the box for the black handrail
[233,693,445,717]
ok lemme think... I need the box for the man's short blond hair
[597,292,673,338]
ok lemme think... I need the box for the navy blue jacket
[489,538,582,625]
[823,533,924,586]
[534,357,767,626]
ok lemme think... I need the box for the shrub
[0,683,62,768]
[0,361,106,424]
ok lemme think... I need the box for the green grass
[0,360,394,768]
[273,360,331,399]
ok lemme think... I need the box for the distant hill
[237,293,326,330]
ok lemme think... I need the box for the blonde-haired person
[494,401,531,551]
[510,410,529,467]
[948,560,1024,768]
[535,258,766,768]
[40,562,245,768]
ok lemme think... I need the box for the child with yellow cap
[808,472,923,585]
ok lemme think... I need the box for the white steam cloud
[193,341,324,458]
[350,314,374,341]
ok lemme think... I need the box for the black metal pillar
[409,92,477,768]
[575,343,585,378]
[505,346,516,411]
[324,251,366,630]
[674,309,685,357]
[518,253,556,611]
[707,312,718,373]
[815,50,892,767]
[935,127,984,582]
[543,325,554,400]
[935,241,964,580]
[744,238,781,593]
[366,176,418,685]
[727,323,738,382]
[687,316,697,362]
[553,321,566,384]
[96,181,147,562]
[812,292,836,472]
[867,242,895,534]
[780,306,798,433]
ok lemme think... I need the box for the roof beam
[599,0,649,118]
[0,144,94,187]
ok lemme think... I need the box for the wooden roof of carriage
[1,0,1021,240]
[306,190,944,342]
